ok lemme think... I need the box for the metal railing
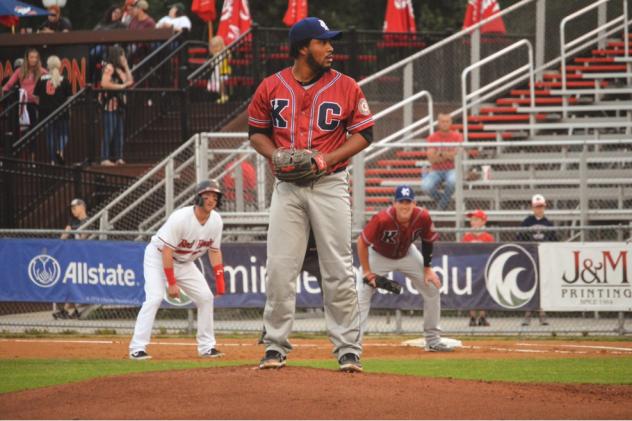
[462,39,535,140]
[78,84,438,234]
[7,32,188,162]
[129,32,186,87]
[132,39,208,88]
[0,88,19,155]
[560,0,630,92]
[77,133,200,236]
[356,0,629,161]
[0,157,136,229]
[352,138,632,237]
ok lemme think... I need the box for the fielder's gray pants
[357,244,443,346]
[262,171,362,359]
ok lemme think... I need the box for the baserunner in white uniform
[129,180,226,359]
[357,185,455,352]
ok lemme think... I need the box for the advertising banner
[209,242,541,310]
[0,238,543,311]
[539,243,632,311]
[0,238,145,306]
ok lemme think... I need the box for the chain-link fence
[355,138,632,239]
[3,0,631,338]
[1,226,630,337]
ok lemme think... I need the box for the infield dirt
[0,337,631,419]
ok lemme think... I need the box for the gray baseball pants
[262,171,362,359]
[357,244,443,346]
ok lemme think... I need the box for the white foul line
[0,339,627,355]
[517,342,632,352]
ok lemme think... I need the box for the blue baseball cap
[289,17,342,44]
[395,185,415,202]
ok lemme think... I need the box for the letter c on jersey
[270,99,289,128]
[317,102,342,131]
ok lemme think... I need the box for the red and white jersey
[248,67,374,171]
[150,206,223,263]
[361,206,438,259]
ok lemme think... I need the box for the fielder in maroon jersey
[248,17,374,372]
[357,185,455,352]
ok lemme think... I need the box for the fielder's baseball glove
[272,148,327,185]
[363,275,403,294]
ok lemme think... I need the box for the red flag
[217,0,252,45]
[0,16,19,29]
[383,0,416,33]
[191,0,217,22]
[282,0,308,27]
[462,0,506,34]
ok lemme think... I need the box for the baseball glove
[272,148,327,185]
[363,275,403,294]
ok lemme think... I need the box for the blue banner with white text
[0,239,540,310]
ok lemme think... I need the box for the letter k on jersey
[271,99,289,128]
[381,230,399,244]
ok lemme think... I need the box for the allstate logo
[484,244,538,309]
[28,254,62,288]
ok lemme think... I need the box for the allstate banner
[539,243,632,311]
[0,239,145,306]
[0,238,541,311]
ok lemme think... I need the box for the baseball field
[0,334,631,419]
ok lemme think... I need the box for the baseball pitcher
[248,17,374,373]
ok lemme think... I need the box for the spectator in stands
[54,198,89,319]
[129,0,156,30]
[517,193,556,326]
[121,0,136,27]
[33,56,72,166]
[2,49,47,160]
[156,2,192,33]
[2,48,46,112]
[94,5,126,31]
[91,6,127,84]
[421,113,463,210]
[127,0,157,65]
[517,194,558,242]
[38,5,72,33]
[208,35,231,104]
[462,209,494,327]
[100,46,133,166]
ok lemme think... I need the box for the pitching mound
[1,365,631,419]
[1,337,631,419]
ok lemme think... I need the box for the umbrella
[0,0,51,33]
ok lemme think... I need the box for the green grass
[293,358,632,384]
[2,357,631,394]
[0,359,250,394]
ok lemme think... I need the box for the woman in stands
[99,45,133,166]
[34,56,72,165]
[94,5,126,31]
[2,48,47,159]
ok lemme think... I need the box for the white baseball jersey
[131,206,223,356]
[150,206,223,263]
